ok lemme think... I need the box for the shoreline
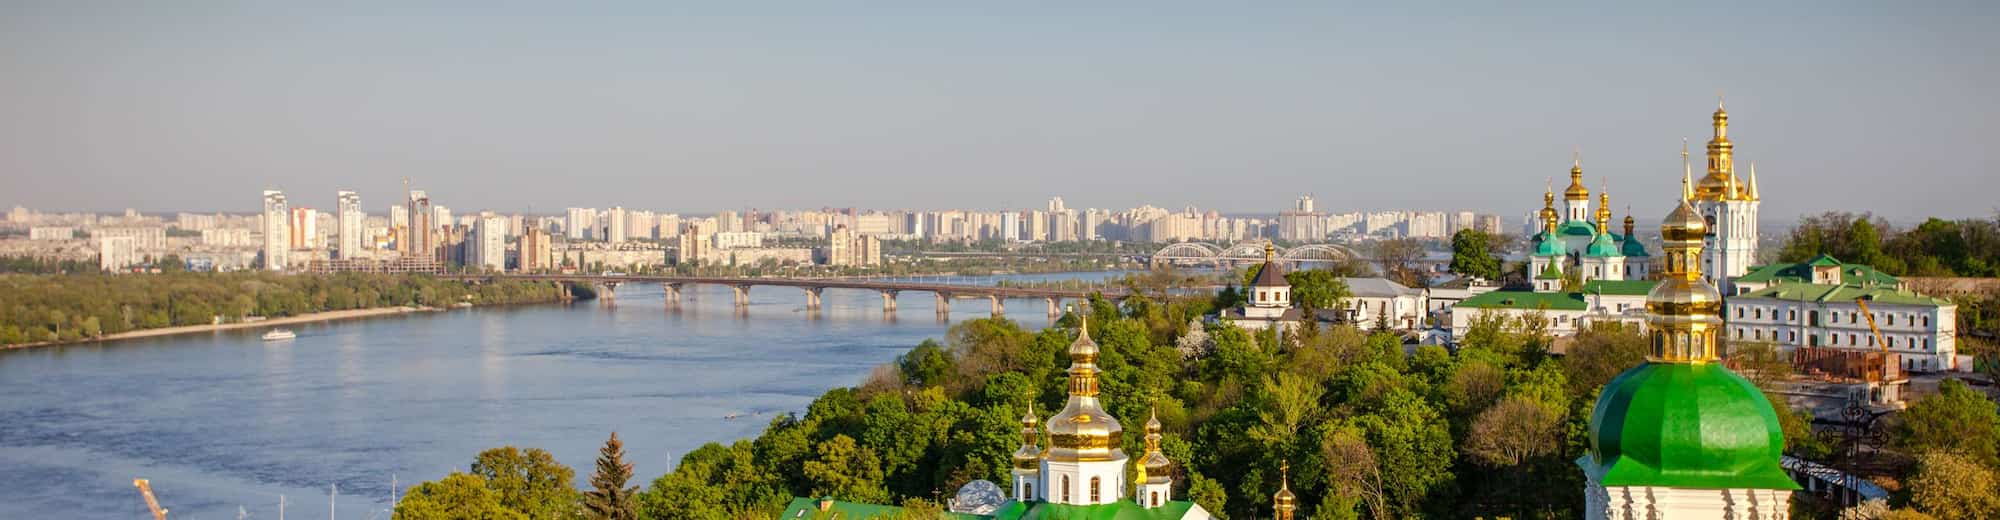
[1,306,442,351]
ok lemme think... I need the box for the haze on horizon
[2,2,1995,223]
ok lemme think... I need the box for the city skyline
[4,4,1997,221]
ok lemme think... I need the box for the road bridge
[441,274,1161,318]
[1149,241,1364,269]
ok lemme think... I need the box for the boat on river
[261,329,296,341]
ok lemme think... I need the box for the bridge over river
[440,274,1170,318]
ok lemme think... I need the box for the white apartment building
[262,190,291,270]
[471,215,508,272]
[606,206,628,243]
[337,191,364,259]
[99,236,138,272]
[29,227,74,240]
[714,231,763,249]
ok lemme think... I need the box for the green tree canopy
[1448,229,1504,281]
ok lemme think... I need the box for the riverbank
[1,306,438,351]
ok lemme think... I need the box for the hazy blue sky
[2,2,1995,222]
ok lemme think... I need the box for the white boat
[261,329,296,341]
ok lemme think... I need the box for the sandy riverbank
[1,306,439,351]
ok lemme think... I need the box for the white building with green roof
[1525,159,1653,294]
[1724,266,1959,372]
[1448,279,1656,341]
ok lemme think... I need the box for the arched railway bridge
[1147,241,1363,269]
[439,274,1177,318]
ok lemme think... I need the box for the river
[0,272,1130,519]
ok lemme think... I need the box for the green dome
[1620,236,1650,257]
[1585,363,1799,490]
[1585,232,1619,257]
[1535,233,1566,257]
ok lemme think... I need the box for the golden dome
[1138,409,1172,482]
[1694,102,1740,201]
[1012,410,1042,470]
[1564,160,1590,200]
[1649,197,1724,363]
[1273,460,1298,519]
[1045,317,1126,463]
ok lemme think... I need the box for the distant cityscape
[1,193,1509,274]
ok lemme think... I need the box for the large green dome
[1584,363,1799,490]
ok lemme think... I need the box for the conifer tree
[583,432,639,520]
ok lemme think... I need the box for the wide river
[0,272,1126,519]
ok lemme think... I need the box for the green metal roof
[1580,279,1658,296]
[779,498,1201,520]
[1585,363,1799,491]
[1737,283,1953,307]
[1735,255,1898,287]
[1536,261,1564,280]
[1557,220,1599,237]
[1456,290,1589,310]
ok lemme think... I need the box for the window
[1754,329,1762,340]
[1790,309,1797,321]
[1062,476,1070,503]
[1090,477,1101,503]
[1923,316,1931,328]
[1851,313,1858,324]
[1736,328,1744,339]
[1850,334,1858,346]
[1023,484,1033,502]
[1831,334,1839,346]
[1737,307,1744,319]
[1888,314,1896,327]
[1150,491,1159,507]
[1756,308,1764,319]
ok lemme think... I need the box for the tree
[1725,340,1791,391]
[1894,379,2000,467]
[1370,238,1428,288]
[1464,395,1562,467]
[470,446,580,520]
[1560,323,1648,397]
[801,434,890,505]
[1448,230,1503,281]
[1908,451,2000,520]
[1285,269,1353,311]
[394,472,527,520]
[583,433,639,520]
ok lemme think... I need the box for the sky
[2,2,1996,223]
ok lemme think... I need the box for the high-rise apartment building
[262,190,291,270]
[471,214,508,272]
[565,208,596,240]
[404,190,433,258]
[99,236,138,272]
[519,228,553,273]
[606,206,627,243]
[288,207,317,249]
[337,191,364,259]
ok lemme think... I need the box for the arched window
[1023,483,1033,502]
[1089,477,1101,503]
[1888,314,1896,326]
[1923,316,1931,328]
[1150,491,1159,507]
[1062,475,1071,503]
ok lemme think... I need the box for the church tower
[1011,409,1042,501]
[1564,151,1592,223]
[1690,100,1760,294]
[1134,408,1174,508]
[1577,189,1797,518]
[1532,184,1568,293]
[1272,461,1298,520]
[1040,315,1129,505]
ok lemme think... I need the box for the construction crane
[134,479,167,520]
[1856,298,1890,354]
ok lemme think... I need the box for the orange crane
[134,478,167,520]
[1856,298,1890,354]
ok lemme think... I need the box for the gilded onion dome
[1646,195,1723,363]
[1045,315,1125,463]
[1694,100,1740,201]
[1273,461,1297,520]
[1595,188,1613,227]
[1137,408,1172,484]
[1539,183,1559,231]
[1012,409,1042,471]
[1564,153,1590,201]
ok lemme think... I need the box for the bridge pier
[935,292,952,319]
[664,283,683,307]
[598,281,620,300]
[879,290,899,313]
[732,285,751,307]
[1046,297,1061,317]
[803,287,824,310]
[989,295,1004,316]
